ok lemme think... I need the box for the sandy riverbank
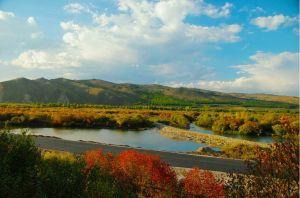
[157,124,269,149]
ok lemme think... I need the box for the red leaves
[83,149,178,197]
[115,150,177,187]
[113,150,178,197]
[83,150,112,172]
[83,150,226,197]
[183,168,225,198]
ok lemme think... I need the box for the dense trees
[195,111,298,136]
[0,106,193,129]
[0,104,298,135]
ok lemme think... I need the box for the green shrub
[38,156,86,198]
[238,121,260,135]
[0,129,41,197]
[85,166,135,198]
[195,114,213,128]
[272,124,285,136]
[170,114,190,129]
[212,119,230,134]
[222,143,268,159]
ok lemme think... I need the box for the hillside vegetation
[230,93,299,105]
[0,78,297,108]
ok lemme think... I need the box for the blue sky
[0,0,299,95]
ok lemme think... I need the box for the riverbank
[34,135,248,173]
[156,123,269,149]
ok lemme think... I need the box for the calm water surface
[189,123,274,143]
[26,128,207,152]
[16,124,272,153]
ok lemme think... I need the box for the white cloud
[251,14,298,31]
[251,6,265,13]
[0,10,15,20]
[200,2,233,18]
[11,50,80,69]
[170,52,299,95]
[60,21,139,66]
[239,6,265,14]
[186,24,241,42]
[30,32,43,39]
[27,16,37,26]
[64,3,86,14]
[57,0,241,69]
[3,1,240,83]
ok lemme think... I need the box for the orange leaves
[82,149,226,197]
[83,149,178,197]
[114,150,177,192]
[183,168,225,198]
[83,150,112,172]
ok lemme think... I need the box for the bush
[238,121,260,135]
[212,118,230,134]
[38,152,85,198]
[0,129,41,197]
[83,150,137,197]
[222,143,268,160]
[272,124,285,136]
[115,114,153,129]
[182,168,225,198]
[170,114,190,129]
[195,114,214,128]
[226,118,299,197]
[113,150,178,197]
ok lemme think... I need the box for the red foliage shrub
[83,150,112,172]
[113,150,178,197]
[183,168,225,198]
[226,116,299,197]
[82,150,229,197]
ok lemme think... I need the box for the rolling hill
[0,78,298,108]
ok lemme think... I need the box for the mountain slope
[230,93,299,105]
[0,78,297,108]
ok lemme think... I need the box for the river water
[25,128,206,152]
[15,123,273,153]
[189,123,273,143]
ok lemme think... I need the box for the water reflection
[189,123,274,143]
[26,128,207,152]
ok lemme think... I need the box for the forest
[0,103,298,137]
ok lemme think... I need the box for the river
[189,123,273,143]
[21,128,207,152]
[14,124,273,153]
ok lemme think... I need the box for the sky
[0,0,299,96]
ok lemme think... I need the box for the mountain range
[0,78,298,108]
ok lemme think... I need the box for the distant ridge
[0,78,297,108]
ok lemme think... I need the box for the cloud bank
[7,0,241,82]
[171,52,299,95]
